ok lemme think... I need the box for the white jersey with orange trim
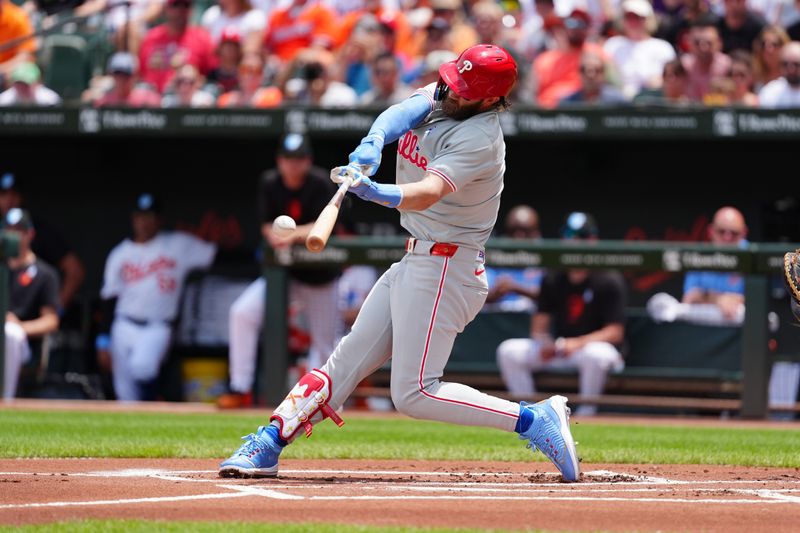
[395,83,504,250]
[101,231,217,322]
[101,230,217,401]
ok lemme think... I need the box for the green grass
[2,410,799,467]
[0,521,547,533]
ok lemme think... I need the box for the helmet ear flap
[434,77,450,102]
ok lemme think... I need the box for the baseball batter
[98,194,217,401]
[220,44,581,481]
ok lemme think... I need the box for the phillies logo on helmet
[438,44,518,100]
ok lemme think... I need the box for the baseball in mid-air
[272,215,297,238]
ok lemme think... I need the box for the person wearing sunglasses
[656,206,797,419]
[558,51,627,106]
[758,41,800,107]
[680,15,731,102]
[679,206,748,318]
[360,52,414,106]
[648,206,748,327]
[726,49,759,106]
[752,25,788,90]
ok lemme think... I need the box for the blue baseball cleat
[218,426,282,478]
[519,395,580,482]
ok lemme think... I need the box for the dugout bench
[260,237,800,419]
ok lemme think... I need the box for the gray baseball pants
[320,240,520,432]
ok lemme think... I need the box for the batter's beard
[441,98,484,120]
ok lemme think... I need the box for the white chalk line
[305,495,794,504]
[0,492,251,510]
[2,468,800,509]
[217,484,304,500]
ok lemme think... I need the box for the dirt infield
[1,458,799,532]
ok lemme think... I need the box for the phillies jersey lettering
[101,231,216,322]
[397,131,428,170]
[396,83,506,250]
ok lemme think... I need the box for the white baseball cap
[622,0,653,18]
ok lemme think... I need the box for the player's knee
[577,343,620,372]
[389,385,424,418]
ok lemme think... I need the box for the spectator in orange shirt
[0,0,36,78]
[138,0,217,93]
[263,0,338,64]
[530,9,605,108]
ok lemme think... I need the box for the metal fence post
[261,264,289,408]
[0,231,19,400]
[0,261,6,400]
[740,274,769,418]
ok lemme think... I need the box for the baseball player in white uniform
[98,194,217,401]
[220,44,581,482]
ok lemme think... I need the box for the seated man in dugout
[496,212,627,416]
[3,208,60,399]
[647,206,747,327]
[647,206,798,418]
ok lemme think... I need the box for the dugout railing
[260,238,799,419]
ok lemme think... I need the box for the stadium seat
[39,34,90,104]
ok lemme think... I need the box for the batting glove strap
[350,176,403,208]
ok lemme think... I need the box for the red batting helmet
[437,44,517,100]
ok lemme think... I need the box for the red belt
[405,238,459,257]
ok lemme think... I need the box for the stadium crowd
[2,0,800,107]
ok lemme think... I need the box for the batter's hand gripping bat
[306,166,362,252]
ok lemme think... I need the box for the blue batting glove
[348,136,383,176]
[348,176,373,201]
[349,175,403,208]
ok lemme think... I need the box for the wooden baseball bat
[306,176,353,252]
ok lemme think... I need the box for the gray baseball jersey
[318,86,521,434]
[396,83,505,250]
